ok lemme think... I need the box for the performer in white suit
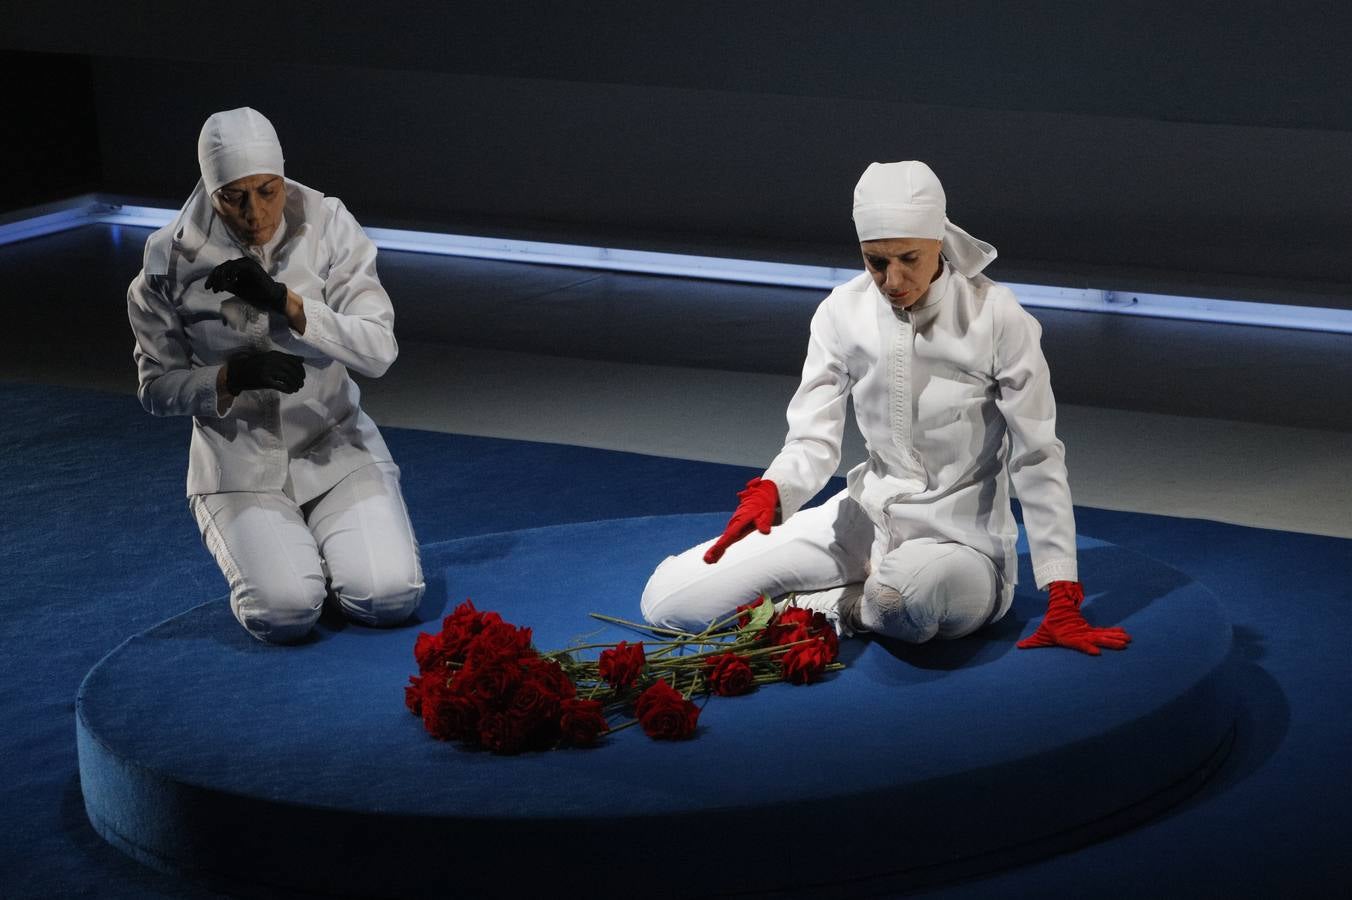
[642,161,1129,655]
[128,107,423,643]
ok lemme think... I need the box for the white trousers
[190,462,424,643]
[641,490,1003,643]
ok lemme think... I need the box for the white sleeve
[762,300,852,519]
[278,200,398,378]
[128,270,225,418]
[992,294,1078,588]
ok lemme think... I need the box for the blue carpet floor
[3,382,1351,898]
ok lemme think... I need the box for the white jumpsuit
[642,263,1078,641]
[128,179,424,642]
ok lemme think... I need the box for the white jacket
[763,264,1078,612]
[128,179,396,504]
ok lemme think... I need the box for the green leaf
[742,593,775,632]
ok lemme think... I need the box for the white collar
[878,257,952,318]
[908,258,952,312]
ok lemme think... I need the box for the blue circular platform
[78,514,1236,898]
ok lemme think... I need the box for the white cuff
[1033,557,1079,590]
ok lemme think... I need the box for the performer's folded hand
[225,350,305,395]
[704,478,779,564]
[1017,581,1130,655]
[206,257,289,314]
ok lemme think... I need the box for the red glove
[1017,581,1131,656]
[703,478,779,564]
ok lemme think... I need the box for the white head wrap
[852,160,997,277]
[197,107,285,195]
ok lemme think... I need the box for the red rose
[559,698,609,747]
[781,639,831,685]
[437,629,476,662]
[765,606,812,647]
[508,671,564,730]
[478,710,529,755]
[421,678,478,741]
[411,629,454,672]
[598,641,646,690]
[438,628,475,662]
[767,625,810,659]
[466,620,535,662]
[765,607,839,661]
[635,679,700,740]
[439,600,506,660]
[456,656,523,708]
[404,674,424,715]
[441,599,502,636]
[814,616,840,663]
[522,656,578,700]
[704,652,755,696]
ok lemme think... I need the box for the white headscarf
[852,161,997,277]
[197,107,285,194]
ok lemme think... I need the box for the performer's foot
[774,585,864,638]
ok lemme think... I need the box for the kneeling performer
[128,107,424,643]
[642,161,1129,655]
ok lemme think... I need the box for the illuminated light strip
[365,226,861,289]
[0,206,96,244]
[96,207,177,230]
[1008,284,1352,333]
[4,200,1351,334]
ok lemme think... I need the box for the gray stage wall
[4,2,1350,304]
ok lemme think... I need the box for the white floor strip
[362,343,1352,539]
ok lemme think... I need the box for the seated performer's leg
[860,539,1000,643]
[190,492,327,644]
[306,462,424,627]
[642,490,873,633]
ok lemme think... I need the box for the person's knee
[859,544,993,643]
[640,556,719,633]
[233,577,325,644]
[861,572,939,642]
[334,563,424,627]
[644,533,841,632]
[641,557,689,631]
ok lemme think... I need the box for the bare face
[861,237,944,309]
[211,173,286,246]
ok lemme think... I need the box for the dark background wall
[0,52,101,210]
[3,1,1350,303]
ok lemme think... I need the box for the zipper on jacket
[890,307,912,452]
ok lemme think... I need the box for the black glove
[225,351,305,395]
[205,257,288,314]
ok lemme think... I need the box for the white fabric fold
[853,160,997,276]
[197,107,285,194]
[940,218,998,277]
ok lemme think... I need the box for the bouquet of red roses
[404,595,842,754]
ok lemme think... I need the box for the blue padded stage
[5,383,1352,898]
[78,514,1235,897]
